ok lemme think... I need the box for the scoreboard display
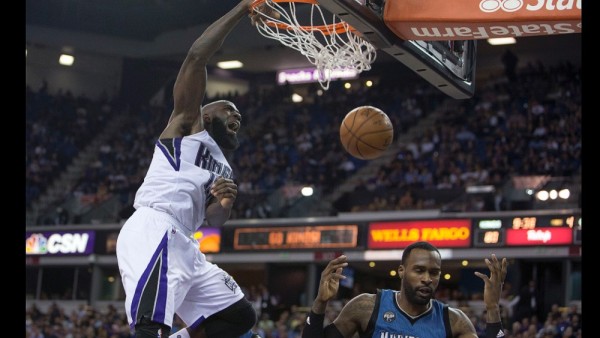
[233,225,358,250]
[473,228,505,247]
[473,213,580,247]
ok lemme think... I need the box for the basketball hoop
[251,0,377,90]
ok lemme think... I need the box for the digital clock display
[473,213,579,247]
[474,214,579,230]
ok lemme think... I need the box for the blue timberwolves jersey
[361,289,452,338]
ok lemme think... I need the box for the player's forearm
[205,202,232,227]
[484,305,501,323]
[170,1,250,127]
[311,299,328,314]
[188,0,250,62]
[484,306,504,338]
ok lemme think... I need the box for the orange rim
[251,0,357,35]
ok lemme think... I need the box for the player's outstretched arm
[302,255,348,338]
[474,254,508,338]
[162,0,253,139]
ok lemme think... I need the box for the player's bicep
[331,296,372,337]
[172,56,208,122]
[449,308,478,338]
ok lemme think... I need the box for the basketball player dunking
[116,1,264,337]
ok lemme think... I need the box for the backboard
[315,0,580,99]
[252,0,580,99]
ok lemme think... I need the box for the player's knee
[135,316,171,338]
[223,297,257,328]
[234,297,258,329]
[203,298,257,336]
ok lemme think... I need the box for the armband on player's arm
[302,311,325,338]
[324,324,345,338]
[485,321,504,338]
[302,311,345,338]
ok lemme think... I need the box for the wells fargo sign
[368,219,471,249]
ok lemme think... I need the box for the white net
[252,0,377,90]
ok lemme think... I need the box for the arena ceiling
[26,0,581,74]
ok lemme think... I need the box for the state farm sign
[384,0,581,40]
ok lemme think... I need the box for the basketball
[339,106,394,160]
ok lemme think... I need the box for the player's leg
[238,329,263,338]
[175,259,258,338]
[134,316,171,338]
[117,207,195,338]
[170,315,261,338]
[198,297,258,337]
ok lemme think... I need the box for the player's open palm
[248,0,281,26]
[474,254,507,308]
[316,255,348,303]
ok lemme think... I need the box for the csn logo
[26,232,91,255]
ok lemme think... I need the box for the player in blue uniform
[302,241,507,338]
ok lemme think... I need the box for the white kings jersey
[133,130,233,232]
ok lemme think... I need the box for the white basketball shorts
[116,206,244,330]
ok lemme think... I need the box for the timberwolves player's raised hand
[312,255,348,315]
